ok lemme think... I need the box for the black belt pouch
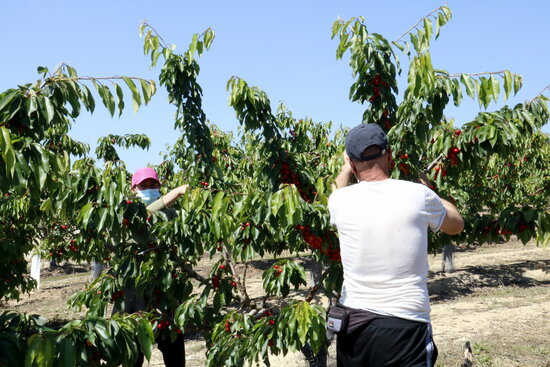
[327,304,349,333]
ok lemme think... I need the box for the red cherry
[400,154,409,160]
[454,130,461,136]
[269,319,275,326]
[212,276,220,288]
[219,264,225,270]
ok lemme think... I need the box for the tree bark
[442,243,456,274]
[90,261,104,282]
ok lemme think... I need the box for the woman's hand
[162,184,190,208]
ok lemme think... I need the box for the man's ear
[349,159,359,179]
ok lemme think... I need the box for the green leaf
[36,337,54,367]
[122,77,141,114]
[424,18,433,42]
[37,66,49,76]
[115,83,125,117]
[81,85,95,113]
[460,74,475,99]
[513,74,522,95]
[25,334,41,367]
[490,75,500,103]
[503,70,512,100]
[521,111,535,127]
[1,127,16,177]
[39,97,55,124]
[139,79,152,105]
[435,14,443,39]
[0,90,19,112]
[66,65,78,78]
[57,338,76,367]
[137,318,154,361]
[40,198,52,213]
[211,191,225,219]
[97,207,109,231]
[410,33,419,52]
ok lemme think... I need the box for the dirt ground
[2,239,549,367]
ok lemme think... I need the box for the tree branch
[305,267,331,303]
[141,23,170,48]
[394,7,444,43]
[528,84,550,103]
[441,71,507,78]
[425,153,446,172]
[222,246,251,307]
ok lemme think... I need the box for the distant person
[329,124,464,366]
[119,167,189,367]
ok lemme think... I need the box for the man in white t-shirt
[328,123,464,367]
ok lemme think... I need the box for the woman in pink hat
[131,166,189,210]
[122,167,189,367]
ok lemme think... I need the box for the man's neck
[357,168,389,182]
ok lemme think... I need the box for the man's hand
[332,151,354,190]
[418,172,431,187]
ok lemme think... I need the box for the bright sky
[1,1,548,172]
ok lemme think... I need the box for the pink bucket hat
[131,167,160,188]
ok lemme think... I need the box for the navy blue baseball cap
[345,123,388,161]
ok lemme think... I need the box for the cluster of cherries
[447,147,461,166]
[368,74,389,103]
[68,239,78,252]
[273,265,283,277]
[433,165,447,179]
[296,224,341,261]
[397,154,411,176]
[279,161,314,202]
[110,290,124,303]
[211,275,237,289]
[481,221,530,236]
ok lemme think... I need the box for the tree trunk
[301,343,328,367]
[49,259,58,269]
[90,261,104,282]
[442,243,455,274]
[30,255,41,289]
[309,261,323,288]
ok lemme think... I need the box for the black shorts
[337,313,437,367]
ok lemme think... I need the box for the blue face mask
[136,188,161,205]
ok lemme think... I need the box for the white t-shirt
[328,179,446,323]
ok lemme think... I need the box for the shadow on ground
[428,259,550,302]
